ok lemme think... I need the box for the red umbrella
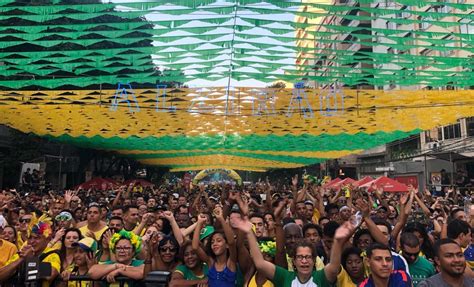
[123,179,154,187]
[352,176,374,187]
[75,177,118,191]
[323,177,342,188]
[332,178,356,190]
[360,176,409,192]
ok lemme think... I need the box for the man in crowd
[418,239,473,286]
[400,232,435,286]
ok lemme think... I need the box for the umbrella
[332,178,356,190]
[323,177,342,188]
[352,176,374,187]
[123,179,154,187]
[75,177,118,191]
[360,176,409,192]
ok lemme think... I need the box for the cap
[55,211,73,222]
[199,225,215,241]
[73,237,98,253]
[304,200,314,206]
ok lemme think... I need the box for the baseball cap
[199,225,215,241]
[73,237,98,253]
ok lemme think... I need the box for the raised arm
[162,211,184,246]
[324,221,356,283]
[356,198,389,246]
[192,214,212,266]
[274,199,288,268]
[213,206,237,268]
[233,217,276,281]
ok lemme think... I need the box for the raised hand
[86,252,96,268]
[274,199,287,221]
[52,228,66,243]
[334,221,356,241]
[292,174,299,188]
[102,229,112,249]
[231,216,253,233]
[355,198,370,218]
[213,206,223,219]
[162,211,174,221]
[197,213,207,224]
[64,190,75,203]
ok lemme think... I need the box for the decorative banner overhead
[0,0,473,171]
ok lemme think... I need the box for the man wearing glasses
[17,212,33,247]
[400,232,435,286]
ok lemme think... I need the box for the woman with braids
[192,206,237,287]
[88,230,144,285]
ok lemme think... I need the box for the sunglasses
[159,247,177,253]
[19,218,31,223]
[403,250,419,258]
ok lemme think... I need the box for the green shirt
[408,256,436,286]
[175,263,209,280]
[273,266,332,287]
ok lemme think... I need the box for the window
[387,21,397,30]
[420,48,433,56]
[419,16,430,30]
[466,117,474,136]
[440,35,456,56]
[425,129,441,143]
[443,122,461,139]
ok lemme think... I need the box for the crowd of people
[0,175,473,286]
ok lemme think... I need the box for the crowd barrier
[65,271,171,287]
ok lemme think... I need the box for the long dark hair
[158,235,180,262]
[59,228,83,265]
[206,230,229,260]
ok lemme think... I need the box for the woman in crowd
[340,247,366,286]
[169,241,208,287]
[1,225,18,248]
[58,228,82,274]
[60,237,98,287]
[192,206,237,287]
[88,230,145,285]
[155,236,181,271]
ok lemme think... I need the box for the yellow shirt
[337,267,357,287]
[0,239,17,267]
[312,208,321,224]
[5,246,61,287]
[248,272,274,287]
[79,224,108,240]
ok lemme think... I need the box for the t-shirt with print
[408,256,435,286]
[273,265,332,287]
